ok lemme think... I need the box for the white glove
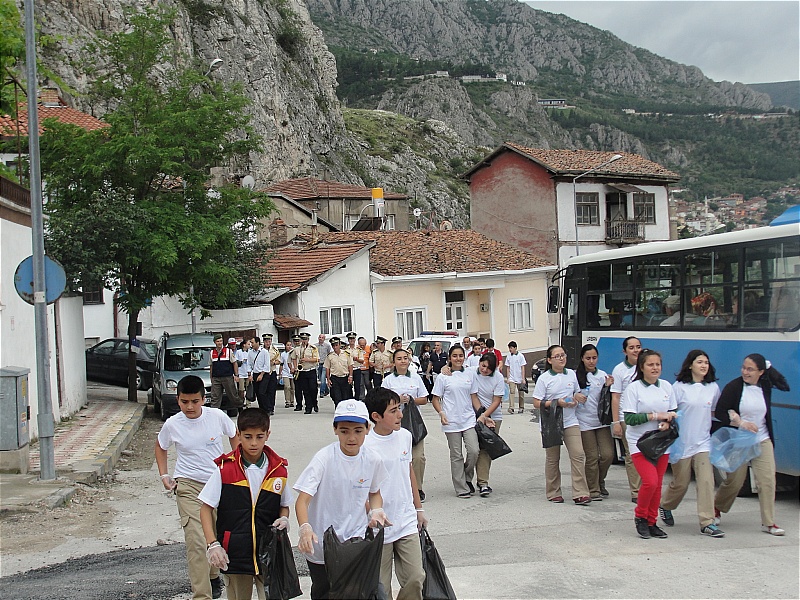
[206,542,229,570]
[416,509,429,530]
[272,516,290,532]
[368,508,392,528]
[298,523,317,554]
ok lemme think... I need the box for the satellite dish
[439,220,453,231]
[241,175,256,189]
[413,208,422,217]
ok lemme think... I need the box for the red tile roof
[264,177,407,200]
[0,101,107,137]
[273,314,313,329]
[263,241,372,291]
[465,143,680,181]
[296,230,554,277]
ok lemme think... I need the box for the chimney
[268,218,288,246]
[310,210,319,244]
[39,87,61,107]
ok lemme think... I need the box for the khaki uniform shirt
[293,345,318,370]
[324,350,353,377]
[370,349,393,375]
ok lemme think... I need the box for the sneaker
[530,415,540,423]
[574,496,592,506]
[457,491,472,499]
[762,524,785,536]
[210,576,224,599]
[649,524,668,539]
[631,497,638,504]
[590,494,603,501]
[635,517,651,539]
[466,481,475,494]
[701,524,725,537]
[479,485,491,497]
[599,485,609,497]
[549,496,564,503]
[714,507,721,525]
[660,507,675,527]
[418,489,426,503]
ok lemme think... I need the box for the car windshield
[164,347,213,371]
[408,340,452,357]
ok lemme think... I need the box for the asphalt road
[2,388,798,599]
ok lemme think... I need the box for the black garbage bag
[323,525,385,600]
[256,526,302,600]
[474,421,512,460]
[636,420,679,464]
[419,527,457,600]
[401,400,428,446]
[596,385,613,426]
[539,402,564,448]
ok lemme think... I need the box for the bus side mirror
[547,286,559,313]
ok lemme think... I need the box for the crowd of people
[158,331,788,599]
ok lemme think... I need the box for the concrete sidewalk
[0,391,144,513]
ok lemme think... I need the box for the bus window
[745,239,800,329]
[564,288,579,337]
[685,286,735,328]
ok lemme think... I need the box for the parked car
[85,338,157,391]
[407,331,464,358]
[149,333,240,420]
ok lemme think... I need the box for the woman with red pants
[621,349,676,539]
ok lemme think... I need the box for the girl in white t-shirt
[621,349,676,539]
[431,345,479,498]
[532,345,591,505]
[574,344,615,500]
[659,350,723,537]
[382,348,430,501]
[470,352,506,497]
[610,336,643,502]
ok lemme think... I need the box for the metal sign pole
[24,0,56,480]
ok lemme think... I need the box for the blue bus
[553,219,799,477]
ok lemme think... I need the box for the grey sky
[523,1,799,84]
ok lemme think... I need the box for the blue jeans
[317,364,328,396]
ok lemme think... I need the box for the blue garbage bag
[668,411,685,464]
[710,427,761,473]
[502,383,509,402]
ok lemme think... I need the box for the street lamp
[572,153,623,256]
[204,58,223,76]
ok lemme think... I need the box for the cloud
[523,1,799,84]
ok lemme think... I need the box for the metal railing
[0,175,31,209]
[605,217,645,243]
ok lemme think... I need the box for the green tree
[41,7,274,401]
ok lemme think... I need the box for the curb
[66,404,146,485]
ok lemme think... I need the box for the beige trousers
[618,422,642,498]
[715,438,777,527]
[661,451,716,527]
[508,381,525,411]
[445,428,480,495]
[283,375,295,406]
[412,438,426,488]
[580,427,615,497]
[176,478,219,600]
[380,533,425,600]
[476,420,502,487]
[224,574,266,600]
[545,426,589,500]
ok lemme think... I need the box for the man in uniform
[324,336,354,407]
[293,332,319,413]
[210,334,240,409]
[344,332,364,401]
[391,335,404,352]
[288,334,302,409]
[248,336,269,410]
[260,333,281,416]
[280,340,295,408]
[369,336,392,389]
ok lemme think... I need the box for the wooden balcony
[605,217,645,244]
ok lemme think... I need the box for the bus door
[561,282,582,362]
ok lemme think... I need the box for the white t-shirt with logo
[738,384,770,443]
[505,352,527,384]
[198,455,294,508]
[382,372,427,401]
[432,369,477,433]
[621,379,676,453]
[157,407,237,483]
[669,381,721,457]
[610,361,637,395]
[470,368,505,421]
[363,428,416,544]
[293,442,388,564]
[532,369,581,429]
[575,369,609,431]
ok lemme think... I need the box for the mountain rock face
[307,0,771,110]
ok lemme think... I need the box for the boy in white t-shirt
[155,375,238,600]
[294,399,392,599]
[504,341,528,414]
[364,388,427,600]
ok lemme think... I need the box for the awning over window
[273,314,313,330]
[609,183,646,193]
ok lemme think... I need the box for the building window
[633,192,656,224]
[319,306,353,336]
[83,283,104,305]
[396,307,425,339]
[385,214,396,230]
[508,299,533,331]
[576,192,600,225]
